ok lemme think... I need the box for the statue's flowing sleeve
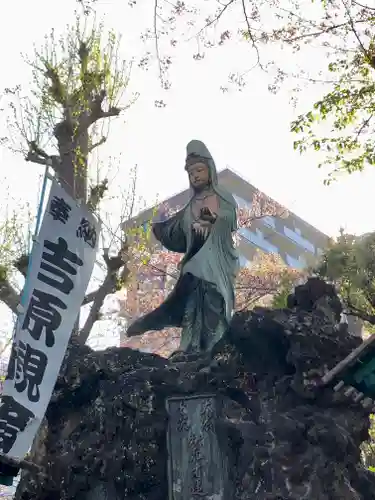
[152,210,187,253]
[230,204,237,232]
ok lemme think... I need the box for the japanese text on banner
[0,180,100,460]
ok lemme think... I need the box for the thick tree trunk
[54,119,88,201]
[54,117,89,336]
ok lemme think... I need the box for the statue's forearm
[152,221,186,253]
[152,222,165,243]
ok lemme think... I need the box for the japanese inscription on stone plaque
[166,394,230,500]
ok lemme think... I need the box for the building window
[263,215,275,229]
[286,254,306,269]
[239,254,250,267]
[239,228,279,254]
[283,226,315,253]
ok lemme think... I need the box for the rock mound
[15,278,375,499]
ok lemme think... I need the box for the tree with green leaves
[305,229,375,473]
[288,2,375,182]
[314,229,375,329]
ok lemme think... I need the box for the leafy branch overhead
[129,0,375,177]
[277,1,375,181]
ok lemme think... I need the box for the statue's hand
[200,207,217,223]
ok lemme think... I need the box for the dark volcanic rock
[15,278,375,499]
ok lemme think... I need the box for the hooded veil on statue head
[185,139,238,212]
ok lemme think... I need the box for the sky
[1,0,375,241]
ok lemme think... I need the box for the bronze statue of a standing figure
[127,140,239,355]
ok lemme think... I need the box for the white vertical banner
[0,179,100,460]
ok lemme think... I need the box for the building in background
[119,168,330,347]
[219,168,329,268]
[124,167,329,269]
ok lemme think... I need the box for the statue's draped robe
[127,141,239,353]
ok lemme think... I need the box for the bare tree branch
[87,178,109,211]
[25,152,49,166]
[345,300,375,325]
[82,289,99,305]
[192,0,236,40]
[342,0,368,56]
[352,0,375,11]
[79,272,117,344]
[154,0,164,84]
[240,0,261,69]
[88,136,106,153]
[281,19,369,43]
[85,90,121,128]
[25,141,61,173]
[346,309,375,325]
[79,244,129,344]
[90,104,122,124]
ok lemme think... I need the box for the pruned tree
[0,13,142,347]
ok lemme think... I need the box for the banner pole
[18,165,50,310]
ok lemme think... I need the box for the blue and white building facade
[144,168,329,271]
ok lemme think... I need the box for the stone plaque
[166,394,230,500]
[84,482,118,500]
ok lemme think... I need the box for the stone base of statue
[166,394,232,500]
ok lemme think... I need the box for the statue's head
[184,140,237,211]
[185,154,211,191]
[185,139,220,193]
